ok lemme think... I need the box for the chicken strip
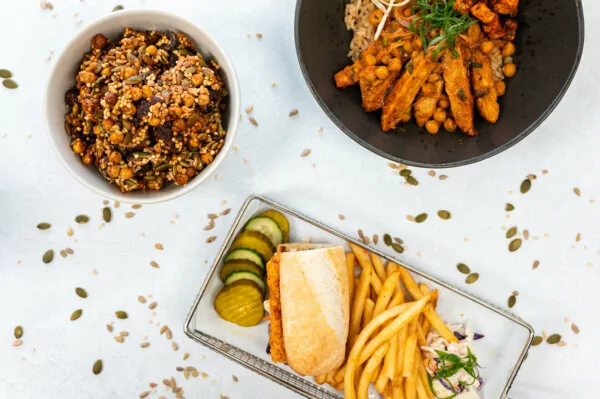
[471,50,499,123]
[381,53,436,132]
[455,0,474,14]
[359,68,400,112]
[470,2,497,24]
[490,0,519,17]
[442,48,476,136]
[414,79,444,126]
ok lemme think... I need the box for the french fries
[363,299,375,330]
[357,344,389,399]
[370,252,388,282]
[347,253,356,303]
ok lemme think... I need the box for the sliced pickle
[229,230,274,262]
[220,259,265,282]
[214,280,265,327]
[259,210,290,243]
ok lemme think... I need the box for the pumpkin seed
[2,79,18,89]
[509,238,522,252]
[532,336,543,346]
[115,311,128,319]
[415,213,428,223]
[75,215,89,224]
[102,207,112,223]
[400,169,412,177]
[393,237,404,245]
[437,210,451,220]
[42,249,54,264]
[14,325,23,339]
[70,309,83,321]
[508,295,516,308]
[391,243,404,253]
[383,234,392,246]
[520,179,531,194]
[75,287,88,298]
[37,222,51,230]
[506,227,517,239]
[505,203,515,212]
[546,334,561,344]
[456,263,470,274]
[405,176,419,186]
[465,273,479,284]
[532,260,540,270]
[0,69,12,78]
[93,359,103,375]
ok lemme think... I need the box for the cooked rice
[490,47,504,81]
[345,0,376,60]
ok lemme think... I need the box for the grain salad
[64,28,228,192]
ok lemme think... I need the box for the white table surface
[0,0,597,398]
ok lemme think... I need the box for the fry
[401,320,418,377]
[349,263,372,345]
[370,252,388,282]
[375,330,397,392]
[314,374,326,385]
[335,381,345,391]
[334,364,346,384]
[397,266,423,301]
[350,243,382,295]
[415,375,428,399]
[389,290,405,308]
[404,371,417,399]
[373,272,401,319]
[347,253,356,303]
[417,356,434,398]
[387,262,398,275]
[362,298,375,329]
[393,326,407,386]
[357,344,389,399]
[416,321,428,347]
[344,297,430,399]
[419,283,429,296]
[392,385,405,399]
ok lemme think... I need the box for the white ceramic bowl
[46,9,240,204]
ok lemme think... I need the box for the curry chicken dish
[336,0,519,136]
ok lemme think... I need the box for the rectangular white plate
[184,195,534,399]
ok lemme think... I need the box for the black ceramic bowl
[295,0,584,167]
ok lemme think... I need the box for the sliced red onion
[439,378,454,392]
[453,331,467,340]
[474,332,485,340]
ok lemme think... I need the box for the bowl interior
[295,0,584,167]
[46,10,239,203]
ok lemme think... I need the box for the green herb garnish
[471,62,483,68]
[410,0,477,57]
[458,88,467,101]
[427,347,481,399]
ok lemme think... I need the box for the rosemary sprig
[410,0,477,57]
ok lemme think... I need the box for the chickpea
[388,58,402,72]
[425,120,440,135]
[108,151,122,164]
[123,67,138,80]
[145,45,157,56]
[412,37,423,50]
[380,54,390,65]
[201,152,214,165]
[82,153,94,166]
[443,118,457,132]
[403,8,412,17]
[433,108,447,123]
[142,85,153,99]
[438,96,450,109]
[421,83,436,96]
[186,167,196,178]
[175,174,189,185]
[102,118,114,131]
[502,42,516,57]
[363,69,377,83]
[173,118,187,132]
[364,54,377,66]
[147,176,163,191]
[191,73,204,86]
[368,9,384,27]
[110,132,124,144]
[182,93,195,107]
[121,103,137,115]
[480,41,495,54]
[101,67,111,77]
[375,66,390,80]
[188,137,200,148]
[107,165,121,178]
[119,168,134,179]
[503,63,517,78]
[495,80,506,96]
[131,87,143,101]
[104,92,117,107]
[148,116,162,127]
[91,34,108,50]
[79,71,96,84]
[72,140,86,154]
[403,41,412,53]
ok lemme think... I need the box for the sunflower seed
[148,302,157,310]
[509,238,522,252]
[166,328,173,340]
[232,375,239,382]
[171,342,179,351]
[439,175,448,181]
[106,323,113,332]
[132,204,142,209]
[532,260,540,269]
[160,325,168,335]
[0,69,12,78]
[14,325,23,339]
[457,263,470,274]
[288,109,299,117]
[183,353,190,360]
[139,391,150,399]
[505,203,515,212]
[523,229,530,240]
[42,250,54,264]
[114,336,124,343]
[393,237,404,245]
[520,179,532,194]
[221,208,231,215]
[112,5,124,12]
[2,79,18,89]
[75,287,88,298]
[66,247,74,255]
[70,309,83,321]
[12,339,22,347]
[571,323,580,334]
[150,261,160,269]
[406,176,419,186]
[573,187,581,197]
[206,236,216,243]
[125,212,135,218]
[391,243,404,253]
[115,311,128,319]
[576,233,581,242]
[465,273,479,284]
[383,234,392,246]
[155,243,164,250]
[300,149,311,157]
[508,295,516,308]
[248,117,258,126]
[102,207,112,223]
[141,342,150,348]
[37,222,51,230]
[93,359,103,375]
[400,169,412,177]
[532,336,543,346]
[437,210,451,220]
[546,334,561,344]
[415,213,428,223]
[138,296,147,304]
[506,226,517,239]
[60,249,68,258]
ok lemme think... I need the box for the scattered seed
[576,233,581,242]
[93,359,103,375]
[102,207,112,223]
[415,213,428,223]
[114,336,124,343]
[532,260,540,270]
[288,109,299,117]
[457,263,470,274]
[506,227,517,239]
[70,309,83,321]
[393,237,404,245]
[37,222,51,230]
[245,105,254,113]
[437,210,451,220]
[508,295,516,308]
[125,212,135,218]
[406,215,414,222]
[406,176,419,186]
[138,296,147,304]
[232,375,239,383]
[12,339,22,347]
[542,331,548,340]
[155,243,164,250]
[439,175,448,180]
[558,341,567,347]
[149,383,157,388]
[248,116,258,126]
[139,391,150,399]
[172,342,179,351]
[177,366,184,372]
[14,326,23,339]
[131,204,142,210]
[166,328,173,340]
[338,214,345,221]
[60,249,68,258]
[573,187,581,197]
[300,149,311,157]
[428,170,436,177]
[203,220,215,230]
[0,69,13,78]
[571,323,580,334]
[75,215,89,224]
[509,238,522,252]
[112,5,124,12]
[120,331,129,337]
[465,273,479,284]
[400,169,412,177]
[546,334,561,344]
[221,208,231,216]
[106,323,113,332]
[183,353,190,360]
[357,229,365,242]
[206,236,217,244]
[141,342,150,348]
[75,287,88,298]
[532,336,543,346]
[67,227,74,236]
[520,179,532,194]
[42,250,54,264]
[505,203,514,212]
[523,229,530,240]
[148,302,157,310]
[66,247,74,255]
[383,234,392,246]
[2,79,18,89]
[150,261,160,269]
[115,311,128,319]
[391,243,404,254]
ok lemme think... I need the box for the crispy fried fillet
[482,13,506,40]
[414,79,444,126]
[381,53,436,132]
[471,50,499,123]
[266,253,286,364]
[470,2,497,24]
[503,19,518,41]
[490,0,519,16]
[442,48,477,136]
[360,70,400,112]
[334,41,382,88]
[455,0,474,14]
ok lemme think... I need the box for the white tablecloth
[0,0,597,398]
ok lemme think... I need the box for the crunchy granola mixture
[64,28,227,192]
